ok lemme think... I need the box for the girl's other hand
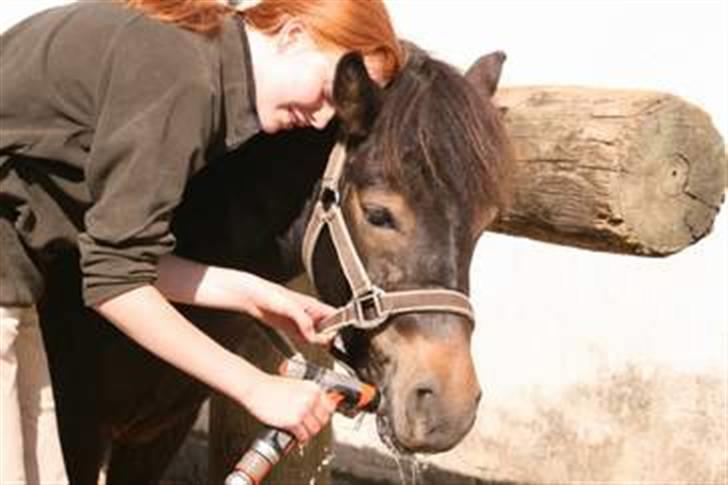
[237,274,336,346]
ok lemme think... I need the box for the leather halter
[301,142,476,336]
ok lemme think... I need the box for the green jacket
[0,2,260,306]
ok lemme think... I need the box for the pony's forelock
[370,52,512,217]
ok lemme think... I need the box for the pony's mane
[372,47,512,215]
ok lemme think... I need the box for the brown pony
[307,47,511,452]
[37,47,511,483]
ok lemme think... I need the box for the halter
[301,142,476,336]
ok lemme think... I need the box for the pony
[37,46,511,483]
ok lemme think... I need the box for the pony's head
[308,47,511,453]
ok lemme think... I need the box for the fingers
[287,306,319,344]
[291,392,336,444]
[257,292,314,344]
[262,303,332,347]
[303,413,322,437]
[287,304,334,347]
[249,281,336,346]
[298,302,336,346]
[300,318,332,346]
[282,289,335,320]
[291,424,310,443]
[303,304,337,344]
[313,393,336,424]
[304,298,337,320]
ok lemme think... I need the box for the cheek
[275,67,321,108]
[289,57,330,107]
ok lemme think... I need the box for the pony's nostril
[411,381,438,410]
[475,390,483,406]
[416,386,434,399]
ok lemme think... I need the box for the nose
[410,379,439,415]
[311,103,335,130]
[402,377,481,452]
[404,379,448,446]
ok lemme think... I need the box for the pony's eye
[363,205,397,229]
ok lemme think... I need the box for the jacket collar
[219,15,261,150]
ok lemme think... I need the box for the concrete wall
[334,2,728,483]
[3,2,726,483]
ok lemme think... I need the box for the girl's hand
[243,373,337,443]
[237,273,336,346]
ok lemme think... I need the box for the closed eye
[363,204,397,230]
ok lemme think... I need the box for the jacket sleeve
[79,21,217,307]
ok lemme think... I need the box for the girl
[0,0,403,483]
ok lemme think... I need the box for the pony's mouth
[373,387,409,454]
[342,347,409,452]
[375,398,406,454]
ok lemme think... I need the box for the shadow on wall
[470,364,726,483]
[160,424,531,485]
[160,363,725,484]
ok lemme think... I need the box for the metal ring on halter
[351,286,390,330]
[320,187,340,211]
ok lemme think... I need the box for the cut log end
[491,87,725,256]
[619,95,725,255]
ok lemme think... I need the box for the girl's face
[254,21,342,133]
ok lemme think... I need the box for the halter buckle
[352,286,389,329]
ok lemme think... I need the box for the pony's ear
[333,52,383,140]
[465,50,506,99]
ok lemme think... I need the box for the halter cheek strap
[301,142,475,336]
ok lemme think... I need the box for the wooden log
[208,276,333,485]
[491,87,726,256]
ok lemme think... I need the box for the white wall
[3,1,727,480]
[382,2,727,480]
[386,0,728,136]
[1,0,73,31]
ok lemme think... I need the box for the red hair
[123,0,403,83]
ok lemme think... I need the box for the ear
[276,18,309,53]
[333,52,383,140]
[465,50,507,99]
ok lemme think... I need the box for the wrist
[226,354,268,406]
[230,271,261,313]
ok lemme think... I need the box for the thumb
[296,308,333,346]
[288,305,319,343]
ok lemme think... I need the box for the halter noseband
[301,142,476,336]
